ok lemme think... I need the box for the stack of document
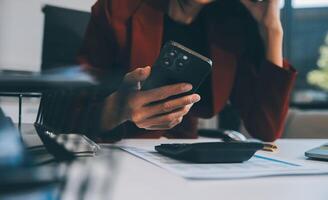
[120,146,328,180]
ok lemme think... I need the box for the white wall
[0,0,96,123]
[0,0,96,72]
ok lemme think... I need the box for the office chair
[40,5,93,133]
[36,6,102,161]
[41,5,91,70]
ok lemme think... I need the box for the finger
[131,103,193,125]
[140,117,183,130]
[144,123,180,130]
[123,66,151,88]
[142,94,200,119]
[137,106,191,128]
[139,83,193,104]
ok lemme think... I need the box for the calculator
[155,142,264,163]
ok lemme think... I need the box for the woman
[78,0,297,142]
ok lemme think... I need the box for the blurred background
[0,0,327,138]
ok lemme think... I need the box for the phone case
[142,41,212,96]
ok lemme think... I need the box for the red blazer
[79,0,297,142]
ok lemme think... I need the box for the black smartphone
[142,41,212,98]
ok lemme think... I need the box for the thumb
[123,66,151,89]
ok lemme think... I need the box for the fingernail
[183,84,193,91]
[140,66,151,75]
[193,95,201,103]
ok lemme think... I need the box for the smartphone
[142,41,212,99]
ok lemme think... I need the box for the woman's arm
[229,1,297,142]
[100,67,200,132]
[241,0,283,67]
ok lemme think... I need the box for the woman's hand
[240,0,282,30]
[240,0,284,67]
[101,66,201,131]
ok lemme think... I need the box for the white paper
[120,146,328,180]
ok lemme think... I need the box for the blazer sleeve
[230,20,297,142]
[78,1,118,71]
[67,1,123,139]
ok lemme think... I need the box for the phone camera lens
[162,58,172,67]
[176,55,188,70]
[182,55,188,61]
[168,50,178,58]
